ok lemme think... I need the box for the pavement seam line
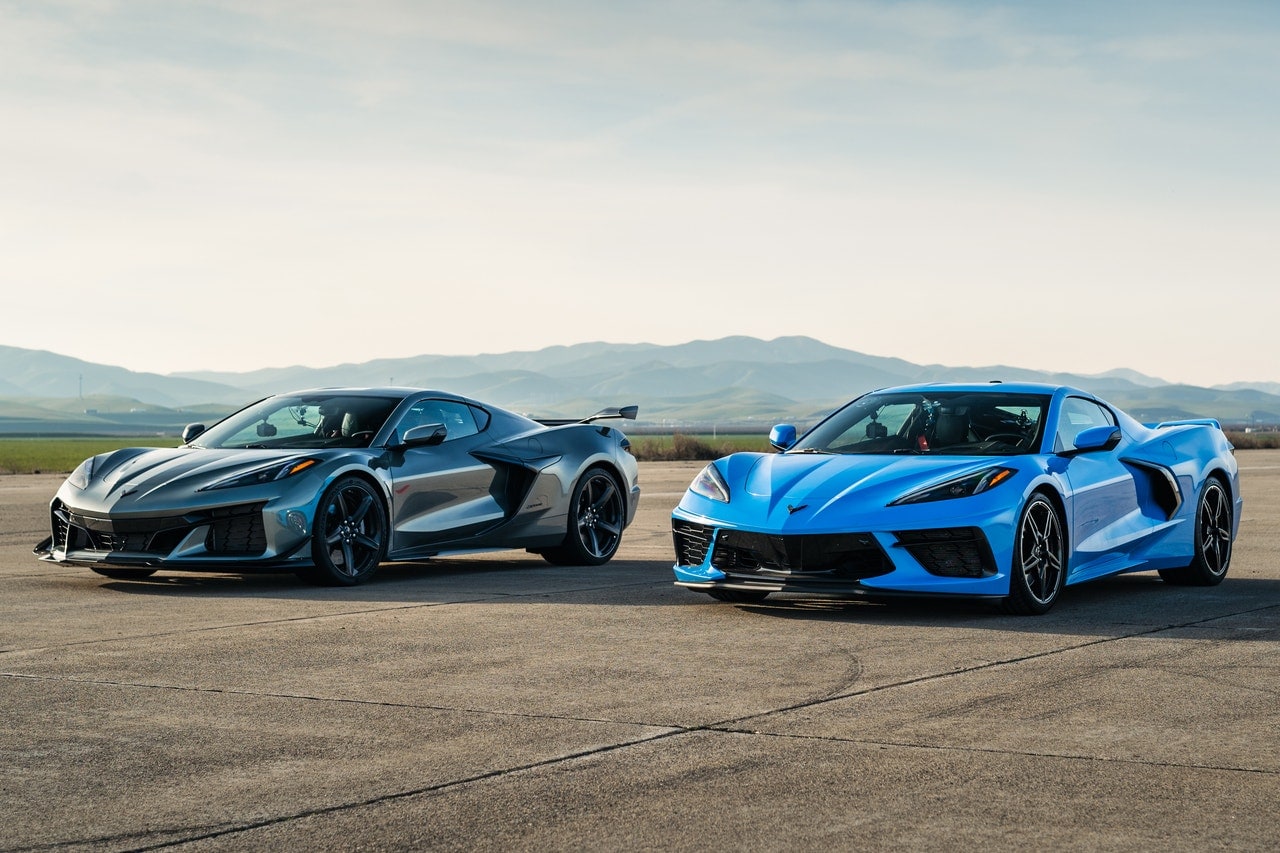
[96,728,693,853]
[0,670,681,728]
[696,600,1279,732]
[705,729,1278,776]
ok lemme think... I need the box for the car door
[1055,396,1143,581]
[386,399,506,555]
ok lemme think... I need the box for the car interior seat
[932,411,970,447]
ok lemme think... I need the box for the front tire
[1003,493,1066,615]
[540,469,625,566]
[298,476,388,586]
[1159,478,1232,586]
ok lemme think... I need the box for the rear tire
[90,568,157,580]
[298,476,387,586]
[1002,493,1066,615]
[539,469,625,566]
[1159,478,1232,586]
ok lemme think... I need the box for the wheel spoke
[348,491,373,524]
[340,540,356,573]
[590,480,617,512]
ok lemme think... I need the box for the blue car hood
[708,451,1011,531]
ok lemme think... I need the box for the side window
[436,402,479,440]
[398,399,481,442]
[1055,397,1116,452]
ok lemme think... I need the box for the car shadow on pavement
[82,563,1280,635]
[695,574,1280,638]
[88,557,678,604]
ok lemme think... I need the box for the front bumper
[671,512,1014,599]
[36,497,313,571]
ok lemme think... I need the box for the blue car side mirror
[769,424,797,451]
[1073,425,1122,452]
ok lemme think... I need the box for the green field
[628,433,770,460]
[0,437,181,475]
[2,430,1275,475]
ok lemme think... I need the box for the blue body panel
[672,382,1241,603]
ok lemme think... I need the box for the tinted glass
[794,391,1051,456]
[191,394,402,449]
[1054,397,1117,452]
[396,399,483,442]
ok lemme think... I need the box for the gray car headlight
[200,458,319,491]
[67,457,97,490]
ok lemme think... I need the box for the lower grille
[895,527,996,578]
[712,530,893,579]
[207,507,268,554]
[672,519,714,566]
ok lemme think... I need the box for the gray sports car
[34,388,640,585]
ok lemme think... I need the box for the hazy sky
[2,0,1277,386]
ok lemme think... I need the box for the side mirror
[401,423,448,448]
[769,424,797,451]
[182,423,206,443]
[256,422,277,437]
[1073,425,1121,452]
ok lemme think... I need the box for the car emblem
[787,503,808,514]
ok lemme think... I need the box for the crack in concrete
[707,728,1279,776]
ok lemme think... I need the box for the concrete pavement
[2,456,1277,851]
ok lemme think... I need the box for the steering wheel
[985,433,1026,447]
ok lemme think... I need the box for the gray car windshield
[793,391,1051,456]
[190,394,403,449]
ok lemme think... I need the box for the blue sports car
[672,382,1241,614]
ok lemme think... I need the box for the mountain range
[1,337,1278,434]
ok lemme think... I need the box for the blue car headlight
[890,466,1016,506]
[199,458,319,491]
[688,463,730,503]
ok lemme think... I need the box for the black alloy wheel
[1003,493,1066,615]
[300,476,388,586]
[540,469,624,566]
[1159,478,1232,586]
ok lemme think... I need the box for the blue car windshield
[190,394,403,449]
[792,391,1051,456]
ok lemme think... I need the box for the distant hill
[1,337,1278,433]
[0,345,251,406]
